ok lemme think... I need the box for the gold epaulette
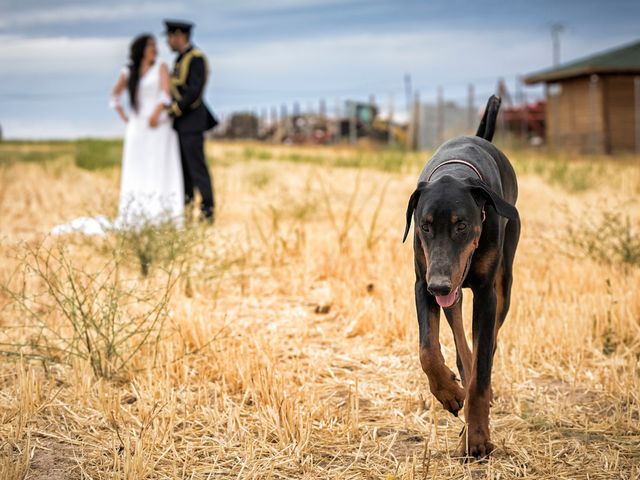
[170,48,210,109]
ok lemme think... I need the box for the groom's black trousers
[178,132,214,219]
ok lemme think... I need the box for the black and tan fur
[404,95,521,459]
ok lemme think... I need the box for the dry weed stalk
[1,241,177,379]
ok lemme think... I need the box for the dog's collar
[426,159,484,182]
[426,159,486,223]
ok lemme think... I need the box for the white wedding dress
[53,61,183,236]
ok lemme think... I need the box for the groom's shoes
[200,209,214,225]
[184,201,214,225]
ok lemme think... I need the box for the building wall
[602,75,637,152]
[546,75,605,153]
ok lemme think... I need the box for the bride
[53,34,183,235]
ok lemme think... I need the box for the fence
[213,79,546,151]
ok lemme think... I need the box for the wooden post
[408,91,420,150]
[348,100,357,145]
[404,74,412,117]
[467,84,475,133]
[499,89,507,145]
[260,108,267,136]
[280,103,288,138]
[388,93,394,146]
[437,86,444,146]
[218,112,225,136]
[334,98,341,143]
[516,77,527,140]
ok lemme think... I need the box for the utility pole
[348,100,357,145]
[404,74,412,118]
[436,87,444,146]
[467,84,475,133]
[517,76,528,139]
[280,103,288,135]
[333,98,342,144]
[408,91,420,151]
[319,98,326,120]
[551,23,564,66]
[388,93,394,146]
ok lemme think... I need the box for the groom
[164,20,217,222]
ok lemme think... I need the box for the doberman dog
[403,95,520,459]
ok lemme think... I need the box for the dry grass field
[0,140,639,479]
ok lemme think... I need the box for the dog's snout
[427,278,452,297]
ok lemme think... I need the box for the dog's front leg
[443,297,472,388]
[463,285,498,459]
[415,259,465,415]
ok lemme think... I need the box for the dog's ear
[403,182,427,243]
[467,178,519,221]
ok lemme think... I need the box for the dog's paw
[465,439,494,461]
[459,426,494,461]
[433,382,465,415]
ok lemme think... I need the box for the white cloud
[0,35,134,75]
[213,0,361,12]
[207,29,550,99]
[205,27,638,110]
[0,2,187,29]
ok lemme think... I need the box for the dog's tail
[475,95,501,142]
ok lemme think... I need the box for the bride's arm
[149,63,171,128]
[110,70,129,123]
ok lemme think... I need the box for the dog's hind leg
[443,295,472,388]
[462,285,498,459]
[488,218,521,404]
[496,217,520,330]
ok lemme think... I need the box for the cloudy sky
[0,0,638,138]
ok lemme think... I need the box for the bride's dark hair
[127,34,153,111]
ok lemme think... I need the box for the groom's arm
[169,56,206,118]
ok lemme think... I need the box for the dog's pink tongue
[436,288,458,308]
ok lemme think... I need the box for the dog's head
[403,175,518,308]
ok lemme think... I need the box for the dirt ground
[0,142,639,479]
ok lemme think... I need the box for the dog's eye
[456,222,468,232]
[421,224,431,234]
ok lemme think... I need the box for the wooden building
[523,40,640,154]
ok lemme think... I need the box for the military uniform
[166,21,217,221]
